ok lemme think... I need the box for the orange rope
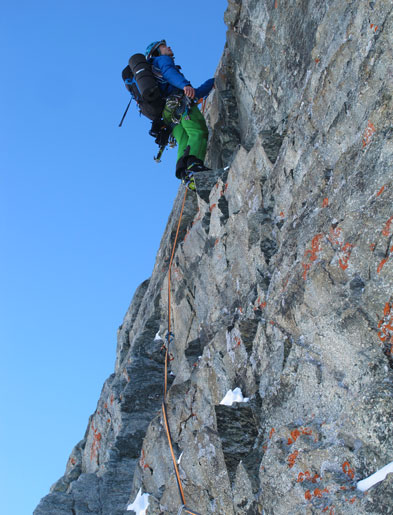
[162,400,186,504]
[161,187,202,515]
[165,187,188,396]
[197,97,207,114]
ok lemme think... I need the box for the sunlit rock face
[35,1,393,513]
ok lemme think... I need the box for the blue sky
[0,1,227,513]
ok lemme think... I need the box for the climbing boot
[186,157,211,173]
[182,171,196,191]
[182,158,210,191]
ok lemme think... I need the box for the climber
[145,40,214,190]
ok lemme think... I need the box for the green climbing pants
[163,103,209,162]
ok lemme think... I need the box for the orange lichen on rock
[322,198,329,208]
[288,429,301,445]
[327,226,353,271]
[288,427,313,444]
[254,297,267,311]
[288,450,299,468]
[377,302,393,353]
[305,235,323,262]
[339,242,353,270]
[90,423,102,462]
[302,234,324,279]
[297,471,320,483]
[362,121,376,147]
[382,215,393,237]
[377,258,388,274]
[376,185,385,197]
[327,226,342,247]
[302,263,311,280]
[139,449,151,470]
[269,428,275,439]
[375,216,393,272]
[305,488,329,501]
[342,461,355,480]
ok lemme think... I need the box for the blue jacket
[151,55,214,100]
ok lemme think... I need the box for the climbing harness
[161,187,201,515]
[154,93,195,163]
[165,93,193,124]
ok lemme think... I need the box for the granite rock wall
[36,0,393,513]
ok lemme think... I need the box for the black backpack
[119,53,165,125]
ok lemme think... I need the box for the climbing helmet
[145,40,166,60]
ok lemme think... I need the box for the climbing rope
[161,187,201,515]
[165,187,188,397]
[197,97,207,114]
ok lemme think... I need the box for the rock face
[36,0,393,514]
